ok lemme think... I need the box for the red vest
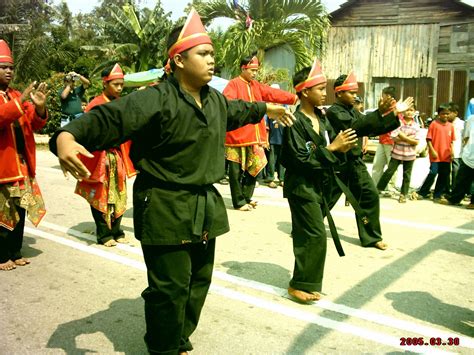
[78,93,136,182]
[0,88,47,184]
[224,77,297,147]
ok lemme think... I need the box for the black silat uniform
[326,102,399,247]
[50,74,268,354]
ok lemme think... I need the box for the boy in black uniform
[281,60,358,303]
[326,74,412,250]
[49,10,295,355]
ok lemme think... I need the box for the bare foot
[115,236,129,244]
[178,352,188,355]
[288,287,321,303]
[13,258,30,266]
[373,241,388,250]
[236,204,253,211]
[102,239,117,247]
[0,260,17,271]
[248,200,258,208]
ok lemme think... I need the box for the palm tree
[196,0,329,75]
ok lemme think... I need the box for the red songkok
[168,9,212,59]
[0,40,14,64]
[334,71,358,92]
[103,63,124,82]
[294,58,326,92]
[241,56,259,69]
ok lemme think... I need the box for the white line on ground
[25,224,473,350]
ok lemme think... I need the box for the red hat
[103,63,124,82]
[0,40,13,64]
[334,71,358,92]
[168,9,212,59]
[241,56,259,69]
[294,58,326,92]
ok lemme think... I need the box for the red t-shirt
[378,132,394,145]
[426,120,454,162]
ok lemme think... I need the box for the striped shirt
[390,119,420,161]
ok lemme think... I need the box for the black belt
[319,169,371,257]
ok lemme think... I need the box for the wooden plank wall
[330,0,474,26]
[323,24,439,83]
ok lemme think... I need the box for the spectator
[377,105,420,203]
[59,70,90,127]
[447,102,464,193]
[371,86,398,196]
[440,116,474,209]
[0,39,49,271]
[415,104,454,202]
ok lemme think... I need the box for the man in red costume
[224,56,298,210]
[0,39,48,271]
[76,63,136,247]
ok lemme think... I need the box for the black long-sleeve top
[326,102,400,162]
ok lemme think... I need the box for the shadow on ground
[221,260,291,289]
[47,297,146,354]
[385,291,474,337]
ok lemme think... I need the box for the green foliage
[40,73,66,135]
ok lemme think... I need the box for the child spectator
[441,116,474,209]
[447,102,465,193]
[377,105,419,203]
[415,104,454,201]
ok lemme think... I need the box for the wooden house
[324,0,474,119]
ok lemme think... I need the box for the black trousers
[329,160,383,247]
[228,160,257,208]
[141,239,215,355]
[267,144,284,181]
[288,196,327,292]
[0,208,26,263]
[90,206,124,244]
[377,158,414,195]
[418,162,451,199]
[448,160,474,204]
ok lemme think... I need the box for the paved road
[1,148,473,354]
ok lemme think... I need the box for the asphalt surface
[1,147,473,354]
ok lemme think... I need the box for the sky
[62,0,346,19]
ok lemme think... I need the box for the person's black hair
[448,102,459,113]
[382,86,397,100]
[292,66,311,98]
[333,74,347,89]
[437,103,450,113]
[166,25,189,72]
[101,65,114,78]
[240,56,255,67]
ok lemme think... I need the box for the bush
[40,72,65,135]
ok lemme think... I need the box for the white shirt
[452,117,465,158]
[461,118,474,168]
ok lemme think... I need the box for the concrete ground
[1,147,473,354]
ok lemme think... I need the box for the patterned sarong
[0,160,46,231]
[75,151,127,229]
[226,145,267,177]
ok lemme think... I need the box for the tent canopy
[124,68,228,93]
